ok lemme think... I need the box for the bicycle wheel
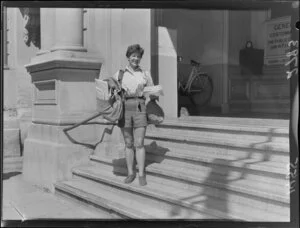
[188,73,213,107]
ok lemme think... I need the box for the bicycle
[177,56,213,108]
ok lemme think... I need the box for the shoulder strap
[118,70,124,85]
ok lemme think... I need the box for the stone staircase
[54,117,290,221]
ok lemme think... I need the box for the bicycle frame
[180,61,206,93]
[177,57,213,107]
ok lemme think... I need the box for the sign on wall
[264,16,291,65]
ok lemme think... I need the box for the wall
[85,8,151,79]
[250,11,268,50]
[121,9,151,72]
[228,10,252,66]
[4,8,39,115]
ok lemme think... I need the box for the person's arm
[104,71,121,91]
[145,71,158,100]
[145,71,154,87]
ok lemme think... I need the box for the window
[3,6,8,68]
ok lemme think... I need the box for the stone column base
[22,120,125,192]
[22,123,96,192]
[23,138,91,192]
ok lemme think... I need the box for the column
[37,8,55,55]
[157,26,178,118]
[221,10,230,114]
[23,8,102,192]
[51,8,86,52]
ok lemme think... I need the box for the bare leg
[121,127,135,177]
[134,126,146,176]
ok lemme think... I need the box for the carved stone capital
[19,7,41,49]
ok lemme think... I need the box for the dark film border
[1,1,299,228]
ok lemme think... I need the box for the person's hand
[149,95,158,100]
[105,78,121,91]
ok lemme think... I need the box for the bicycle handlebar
[190,59,201,67]
[177,56,201,66]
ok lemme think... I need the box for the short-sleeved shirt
[113,66,153,97]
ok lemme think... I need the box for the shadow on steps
[168,158,231,219]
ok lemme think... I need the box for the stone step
[145,154,288,191]
[70,164,289,221]
[144,139,288,175]
[55,176,218,219]
[146,129,289,153]
[89,155,289,205]
[165,116,289,129]
[54,180,144,219]
[147,122,289,144]
[161,117,289,134]
[144,138,289,164]
[143,148,287,186]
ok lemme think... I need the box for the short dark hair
[126,44,144,58]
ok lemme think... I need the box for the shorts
[118,98,147,128]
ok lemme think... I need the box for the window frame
[3,6,9,69]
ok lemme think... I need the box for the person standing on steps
[113,44,156,186]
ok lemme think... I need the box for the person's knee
[135,138,144,149]
[125,141,134,149]
[135,144,144,150]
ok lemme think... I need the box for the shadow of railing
[168,158,230,219]
[63,122,116,150]
[167,127,289,219]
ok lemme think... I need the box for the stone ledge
[25,50,102,73]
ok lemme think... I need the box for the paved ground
[1,172,115,222]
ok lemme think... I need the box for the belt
[125,96,145,100]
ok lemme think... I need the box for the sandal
[138,175,147,186]
[124,174,136,184]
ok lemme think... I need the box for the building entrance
[153,8,292,120]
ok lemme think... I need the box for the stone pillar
[51,8,86,52]
[22,8,102,192]
[221,10,230,114]
[157,26,178,118]
[37,8,55,55]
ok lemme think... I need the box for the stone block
[3,157,23,173]
[93,123,125,159]
[22,137,91,192]
[25,50,102,125]
[21,50,103,192]
[4,118,20,129]
[3,128,21,157]
[22,120,124,192]
[19,112,32,152]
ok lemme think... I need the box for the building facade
[4,6,296,119]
